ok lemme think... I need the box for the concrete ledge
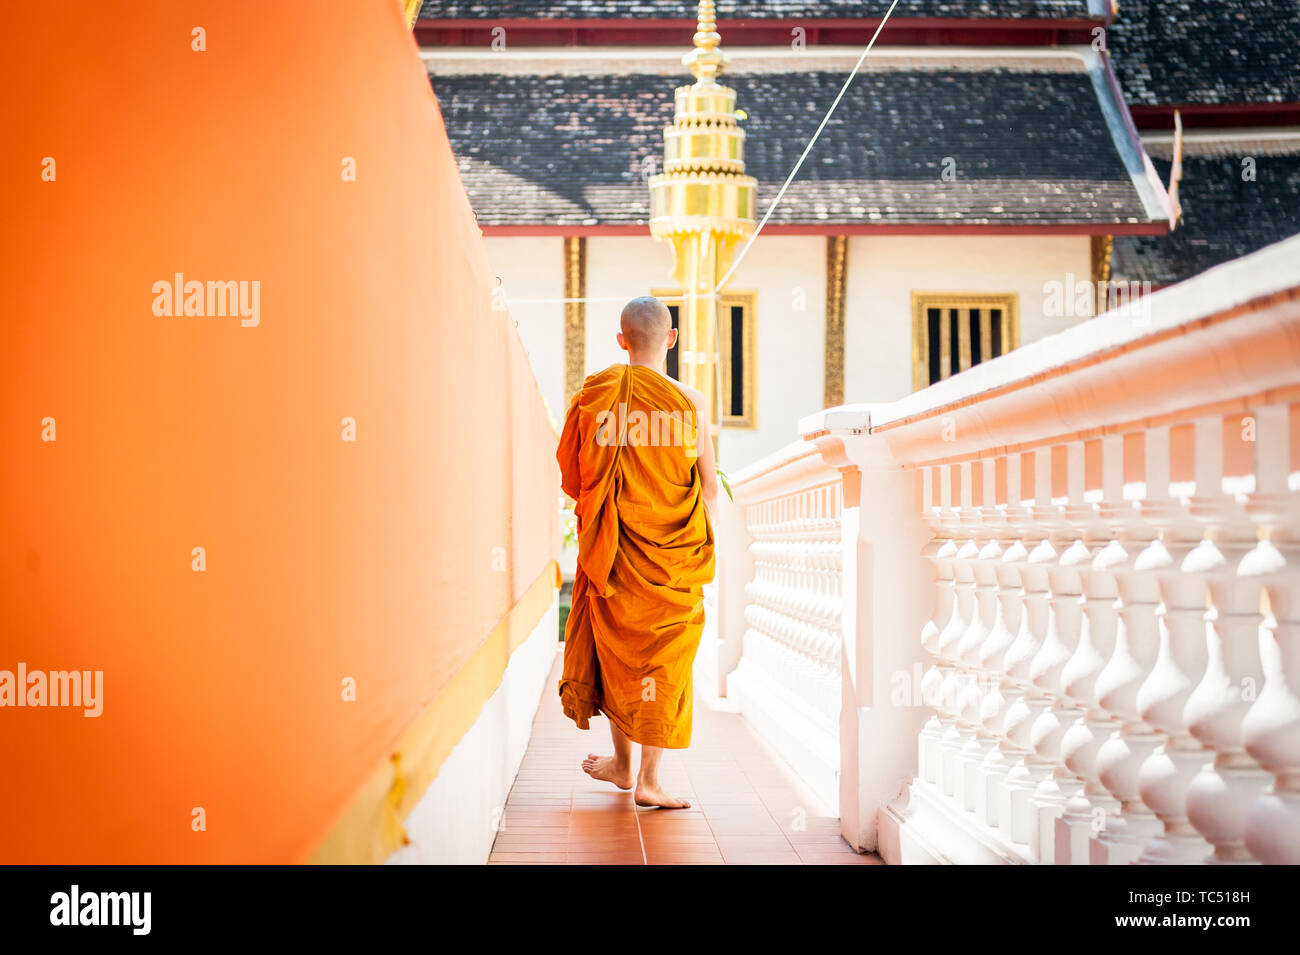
[878,779,1033,866]
[877,801,947,866]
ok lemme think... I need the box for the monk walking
[557,296,718,809]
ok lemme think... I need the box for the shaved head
[620,296,673,353]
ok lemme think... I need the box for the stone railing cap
[798,404,874,438]
[729,436,818,485]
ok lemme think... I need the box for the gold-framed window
[652,289,757,430]
[911,292,1019,391]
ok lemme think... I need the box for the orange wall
[0,2,558,862]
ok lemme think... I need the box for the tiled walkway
[488,650,882,865]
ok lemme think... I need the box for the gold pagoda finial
[647,1,756,453]
[684,1,726,85]
[694,0,720,50]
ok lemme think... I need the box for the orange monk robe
[557,364,715,749]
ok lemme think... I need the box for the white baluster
[1184,414,1270,862]
[1242,405,1300,863]
[1093,427,1166,864]
[958,463,1000,813]
[1030,443,1087,863]
[980,451,1028,831]
[937,466,976,801]
[1136,425,1214,864]
[951,462,994,816]
[1058,434,1124,863]
[919,465,953,783]
[1003,449,1057,854]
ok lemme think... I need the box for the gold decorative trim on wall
[563,237,587,404]
[911,292,1019,392]
[652,287,758,430]
[824,235,848,409]
[1091,234,1114,314]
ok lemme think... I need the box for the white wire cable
[505,296,632,305]
[701,0,899,429]
[712,0,900,295]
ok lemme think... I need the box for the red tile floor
[488,650,883,865]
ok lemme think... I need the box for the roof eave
[415,16,1109,48]
[1087,46,1173,230]
[478,222,1171,237]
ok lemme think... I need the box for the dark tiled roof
[1112,150,1300,286]
[1108,0,1300,107]
[419,1,1095,21]
[434,70,1152,226]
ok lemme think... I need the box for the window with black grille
[655,291,756,428]
[911,293,1019,391]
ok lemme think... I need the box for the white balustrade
[718,236,1300,862]
[722,446,846,812]
[741,484,844,730]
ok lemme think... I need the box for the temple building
[419,1,1298,461]
[418,1,1182,461]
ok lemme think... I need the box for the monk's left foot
[634,782,691,810]
[582,754,634,790]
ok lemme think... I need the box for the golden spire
[648,2,757,450]
[649,1,754,236]
[684,1,726,85]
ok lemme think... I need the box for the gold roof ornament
[649,1,758,246]
[649,2,758,449]
[684,0,725,83]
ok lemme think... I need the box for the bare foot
[582,754,634,790]
[634,781,691,809]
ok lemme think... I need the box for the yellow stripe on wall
[308,559,562,864]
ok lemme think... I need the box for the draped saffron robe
[556,363,715,749]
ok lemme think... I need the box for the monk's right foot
[634,781,691,810]
[581,754,634,790]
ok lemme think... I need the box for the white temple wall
[486,232,1095,459]
[843,234,1093,404]
[484,235,566,426]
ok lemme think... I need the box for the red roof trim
[479,222,1169,237]
[418,17,1106,29]
[416,18,1104,47]
[1129,103,1300,130]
